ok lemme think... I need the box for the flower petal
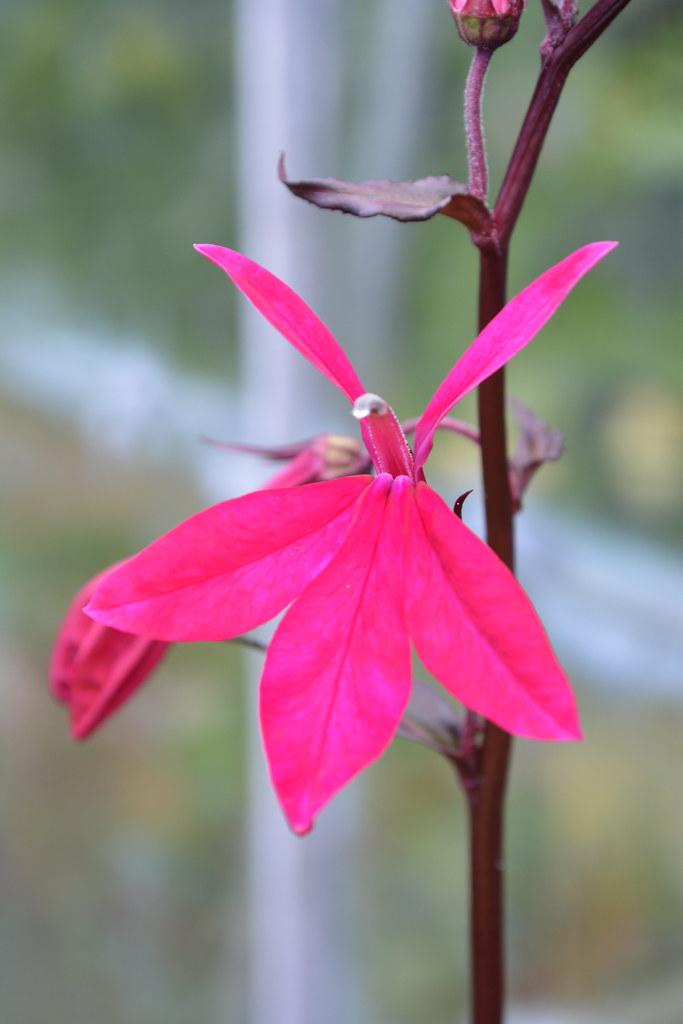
[405,483,581,740]
[86,476,372,642]
[413,241,617,468]
[50,568,170,739]
[262,447,326,488]
[260,474,412,834]
[195,244,366,402]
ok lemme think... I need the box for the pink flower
[86,240,616,833]
[49,567,170,740]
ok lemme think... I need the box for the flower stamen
[353,392,415,480]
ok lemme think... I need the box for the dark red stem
[466,3,633,1023]
[467,243,512,1024]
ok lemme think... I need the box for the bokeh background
[1,1,682,1022]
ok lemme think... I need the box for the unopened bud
[320,434,369,478]
[449,0,525,50]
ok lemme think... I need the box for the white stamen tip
[352,393,388,420]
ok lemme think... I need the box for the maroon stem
[465,4,634,1022]
[464,48,493,200]
[467,243,512,1024]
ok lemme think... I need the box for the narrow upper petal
[413,241,617,468]
[260,474,412,834]
[404,483,581,740]
[195,244,366,402]
[50,567,170,739]
[86,476,372,642]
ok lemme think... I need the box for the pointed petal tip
[519,715,583,743]
[83,597,117,627]
[82,594,149,638]
[586,239,618,260]
[290,817,314,837]
[562,719,584,743]
[193,242,236,265]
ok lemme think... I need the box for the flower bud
[204,433,370,488]
[50,566,170,739]
[449,0,525,50]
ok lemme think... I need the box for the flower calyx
[449,0,525,50]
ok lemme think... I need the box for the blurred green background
[1,1,682,1022]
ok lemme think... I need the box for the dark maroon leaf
[279,155,493,235]
[508,399,564,509]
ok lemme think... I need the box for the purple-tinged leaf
[279,155,493,234]
[509,399,564,510]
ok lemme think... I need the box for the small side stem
[464,48,493,201]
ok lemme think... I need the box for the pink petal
[50,567,169,739]
[86,476,372,642]
[195,244,366,402]
[260,474,412,834]
[413,241,617,468]
[262,447,325,488]
[404,483,581,740]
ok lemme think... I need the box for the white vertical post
[235,3,306,1022]
[234,3,354,1024]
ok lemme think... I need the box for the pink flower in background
[85,240,616,833]
[49,567,170,740]
[204,432,370,488]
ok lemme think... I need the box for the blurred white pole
[233,3,439,1021]
[235,3,306,1022]
[234,3,355,1024]
[348,0,440,374]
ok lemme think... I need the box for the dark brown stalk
[467,243,512,1024]
[466,4,633,1022]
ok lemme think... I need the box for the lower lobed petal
[404,483,582,741]
[260,474,412,834]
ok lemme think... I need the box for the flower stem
[467,243,512,1024]
[461,8,635,1020]
[464,48,493,201]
